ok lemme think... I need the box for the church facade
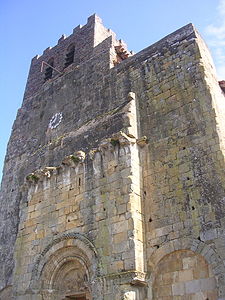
[1,15,225,299]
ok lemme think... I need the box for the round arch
[30,232,103,300]
[146,237,225,299]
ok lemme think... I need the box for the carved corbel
[111,131,136,146]
[89,148,99,160]
[136,136,148,147]
[75,151,86,162]
[62,151,86,166]
[41,166,59,178]
[26,172,40,183]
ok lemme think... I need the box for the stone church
[0,14,225,300]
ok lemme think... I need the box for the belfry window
[44,58,54,81]
[65,44,75,68]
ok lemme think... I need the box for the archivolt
[148,237,224,271]
[147,237,225,297]
[30,232,100,290]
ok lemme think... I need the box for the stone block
[200,277,216,291]
[113,232,128,244]
[172,282,185,296]
[112,220,129,234]
[178,269,193,282]
[185,279,201,294]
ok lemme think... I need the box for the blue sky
[0,0,225,182]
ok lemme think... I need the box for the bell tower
[1,14,225,300]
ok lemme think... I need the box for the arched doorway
[152,250,218,299]
[39,246,92,300]
[30,233,103,300]
[50,256,91,299]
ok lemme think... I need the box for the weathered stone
[0,14,225,300]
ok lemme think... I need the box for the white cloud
[218,0,225,15]
[206,24,225,40]
[205,0,225,79]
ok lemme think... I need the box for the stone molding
[30,232,100,286]
[102,270,147,286]
[24,131,148,185]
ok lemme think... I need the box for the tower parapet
[24,14,132,100]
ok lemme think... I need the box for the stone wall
[13,128,147,299]
[0,15,130,297]
[152,250,217,299]
[133,25,225,298]
[1,15,225,300]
